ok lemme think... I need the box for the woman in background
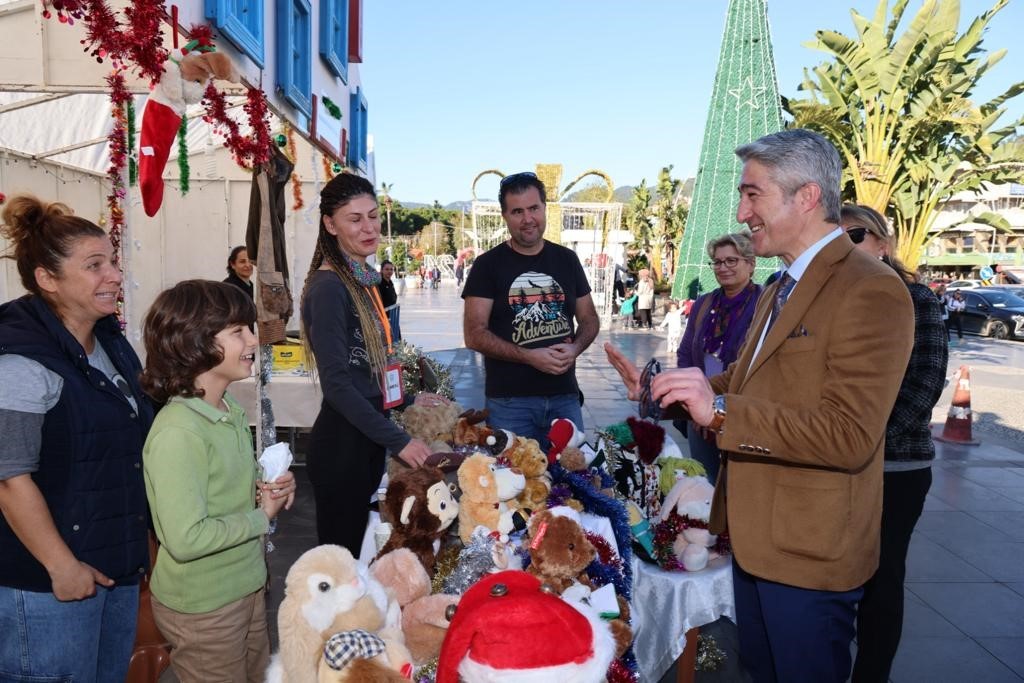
[223,245,254,299]
[675,232,761,484]
[842,205,948,683]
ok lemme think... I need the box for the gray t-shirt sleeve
[0,355,63,479]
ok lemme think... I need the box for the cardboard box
[271,344,307,375]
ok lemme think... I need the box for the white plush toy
[266,544,411,683]
[659,475,721,572]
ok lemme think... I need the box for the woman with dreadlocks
[300,173,432,556]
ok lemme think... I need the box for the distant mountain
[396,178,693,209]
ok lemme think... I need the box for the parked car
[946,279,982,290]
[987,284,1024,296]
[960,289,1024,340]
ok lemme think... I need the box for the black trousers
[852,467,932,683]
[945,313,963,340]
[306,402,386,559]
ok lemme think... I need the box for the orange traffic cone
[934,365,980,446]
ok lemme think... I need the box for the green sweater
[143,394,269,613]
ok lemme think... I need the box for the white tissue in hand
[259,442,293,482]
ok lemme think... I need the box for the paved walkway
[259,282,1024,683]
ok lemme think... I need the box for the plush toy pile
[275,398,704,682]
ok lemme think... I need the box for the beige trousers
[151,588,270,683]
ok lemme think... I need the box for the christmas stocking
[138,66,186,217]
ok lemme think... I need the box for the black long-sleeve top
[301,270,410,453]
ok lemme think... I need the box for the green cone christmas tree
[672,0,783,299]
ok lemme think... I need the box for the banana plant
[786,0,1024,269]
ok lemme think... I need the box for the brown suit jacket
[708,234,913,591]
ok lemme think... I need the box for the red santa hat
[436,570,615,683]
[547,418,584,465]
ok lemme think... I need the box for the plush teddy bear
[375,466,458,575]
[139,46,239,216]
[371,548,459,667]
[657,475,721,572]
[503,437,550,511]
[452,408,493,447]
[456,453,526,544]
[484,428,516,456]
[525,508,632,658]
[267,545,410,683]
[399,399,463,450]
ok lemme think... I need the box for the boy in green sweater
[141,280,296,682]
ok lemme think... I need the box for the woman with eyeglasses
[840,205,948,683]
[674,232,761,484]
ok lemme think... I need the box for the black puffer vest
[0,295,153,591]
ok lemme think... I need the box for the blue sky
[361,1,1024,205]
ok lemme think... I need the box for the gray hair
[735,129,842,223]
[706,231,755,260]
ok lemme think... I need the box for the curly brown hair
[141,280,256,402]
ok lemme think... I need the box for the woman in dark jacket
[0,195,154,682]
[222,245,254,299]
[676,232,762,483]
[299,174,431,557]
[842,205,948,683]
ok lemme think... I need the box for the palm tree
[785,0,1024,268]
[625,180,654,273]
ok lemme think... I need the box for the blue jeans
[0,583,139,683]
[486,393,583,450]
[386,305,402,341]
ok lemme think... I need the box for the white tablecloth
[630,555,735,683]
[232,375,322,428]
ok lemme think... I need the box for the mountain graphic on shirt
[507,271,571,345]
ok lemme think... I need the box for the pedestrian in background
[636,268,655,329]
[946,290,965,343]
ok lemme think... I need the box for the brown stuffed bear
[504,437,550,511]
[375,467,458,575]
[456,453,526,544]
[525,508,633,658]
[399,399,463,450]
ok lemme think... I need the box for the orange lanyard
[366,286,393,355]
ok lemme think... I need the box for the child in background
[140,280,296,682]
[659,300,685,355]
[619,289,638,330]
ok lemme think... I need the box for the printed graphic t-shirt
[462,240,591,398]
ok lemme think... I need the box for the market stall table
[630,555,735,683]
[233,374,321,428]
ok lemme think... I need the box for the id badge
[381,362,404,409]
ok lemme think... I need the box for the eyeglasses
[499,171,538,187]
[709,257,742,269]
[845,227,868,244]
[638,358,663,421]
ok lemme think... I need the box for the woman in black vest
[0,195,154,682]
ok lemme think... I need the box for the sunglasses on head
[638,358,663,421]
[499,171,538,187]
[845,227,869,244]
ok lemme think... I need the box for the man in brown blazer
[608,129,914,682]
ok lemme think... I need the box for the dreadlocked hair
[300,173,388,378]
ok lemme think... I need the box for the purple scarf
[698,282,761,367]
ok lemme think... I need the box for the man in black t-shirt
[462,172,600,446]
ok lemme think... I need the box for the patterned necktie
[766,272,796,333]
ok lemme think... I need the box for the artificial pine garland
[126,97,136,186]
[177,115,189,195]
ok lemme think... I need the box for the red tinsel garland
[202,84,272,169]
[41,0,168,84]
[652,509,731,572]
[105,70,130,328]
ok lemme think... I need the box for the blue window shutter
[276,0,312,117]
[319,0,349,82]
[205,0,264,67]
[348,88,368,171]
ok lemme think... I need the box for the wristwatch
[708,395,727,433]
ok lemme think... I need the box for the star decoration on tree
[727,76,768,110]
